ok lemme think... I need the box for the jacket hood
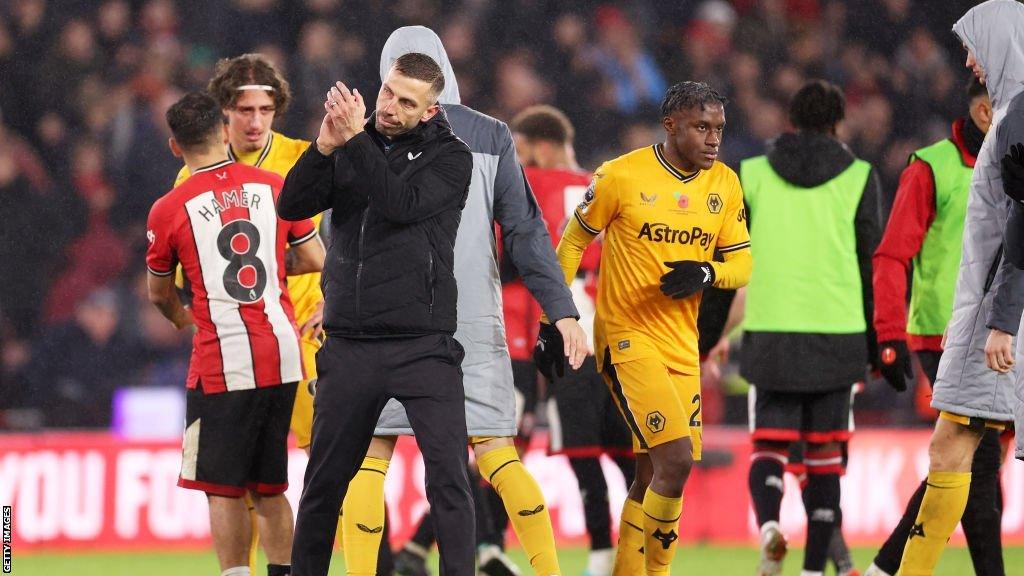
[953,0,1024,111]
[379,26,461,105]
[766,132,856,188]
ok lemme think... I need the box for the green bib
[741,156,871,333]
[907,139,972,336]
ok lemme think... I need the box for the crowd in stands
[0,0,981,427]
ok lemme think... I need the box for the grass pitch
[12,545,1024,575]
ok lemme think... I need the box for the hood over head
[766,132,856,188]
[379,25,460,106]
[953,0,1024,111]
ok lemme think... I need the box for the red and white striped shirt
[146,160,316,394]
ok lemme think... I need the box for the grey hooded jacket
[374,26,578,436]
[934,0,1024,434]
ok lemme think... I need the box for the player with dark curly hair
[739,79,883,576]
[551,80,752,575]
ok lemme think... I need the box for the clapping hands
[316,81,367,155]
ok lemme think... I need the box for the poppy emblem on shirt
[674,192,689,209]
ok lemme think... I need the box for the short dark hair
[392,52,445,101]
[967,74,987,101]
[661,81,727,118]
[166,92,224,150]
[208,53,292,114]
[511,105,575,145]
[789,80,845,133]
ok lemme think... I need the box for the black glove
[1001,142,1024,203]
[660,261,715,299]
[533,322,565,380]
[877,340,911,392]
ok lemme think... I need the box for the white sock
[222,567,250,576]
[799,571,824,576]
[586,548,614,575]
[865,563,893,576]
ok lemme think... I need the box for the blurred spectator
[291,19,346,127]
[0,136,58,338]
[0,0,989,427]
[592,5,666,115]
[24,288,140,428]
[43,140,127,324]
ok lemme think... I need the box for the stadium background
[1,0,1022,574]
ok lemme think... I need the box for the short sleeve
[146,200,177,276]
[573,162,620,234]
[288,217,318,246]
[716,176,751,254]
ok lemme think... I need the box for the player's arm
[285,232,326,276]
[535,167,619,377]
[554,216,599,285]
[873,160,935,389]
[146,199,193,329]
[855,168,884,372]
[984,126,1024,373]
[278,146,340,220]
[553,166,619,284]
[492,126,578,323]
[534,214,597,378]
[981,117,1024,372]
[873,160,935,340]
[148,272,194,330]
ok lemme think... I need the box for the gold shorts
[938,410,1008,431]
[601,356,702,460]
[289,332,321,449]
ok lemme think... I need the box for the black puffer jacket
[279,112,471,336]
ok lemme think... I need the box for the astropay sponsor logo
[637,222,715,249]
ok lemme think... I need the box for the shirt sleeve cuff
[147,266,174,277]
[542,298,580,324]
[289,228,318,246]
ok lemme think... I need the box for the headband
[236,84,275,91]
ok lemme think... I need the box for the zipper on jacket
[355,207,370,329]
[427,251,435,315]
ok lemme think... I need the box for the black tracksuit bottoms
[291,333,475,576]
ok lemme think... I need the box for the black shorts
[547,357,633,457]
[748,385,853,444]
[178,382,298,497]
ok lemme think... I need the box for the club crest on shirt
[707,193,723,214]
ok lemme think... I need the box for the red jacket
[872,119,977,351]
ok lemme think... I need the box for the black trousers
[292,334,475,576]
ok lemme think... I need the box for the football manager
[277,52,476,576]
